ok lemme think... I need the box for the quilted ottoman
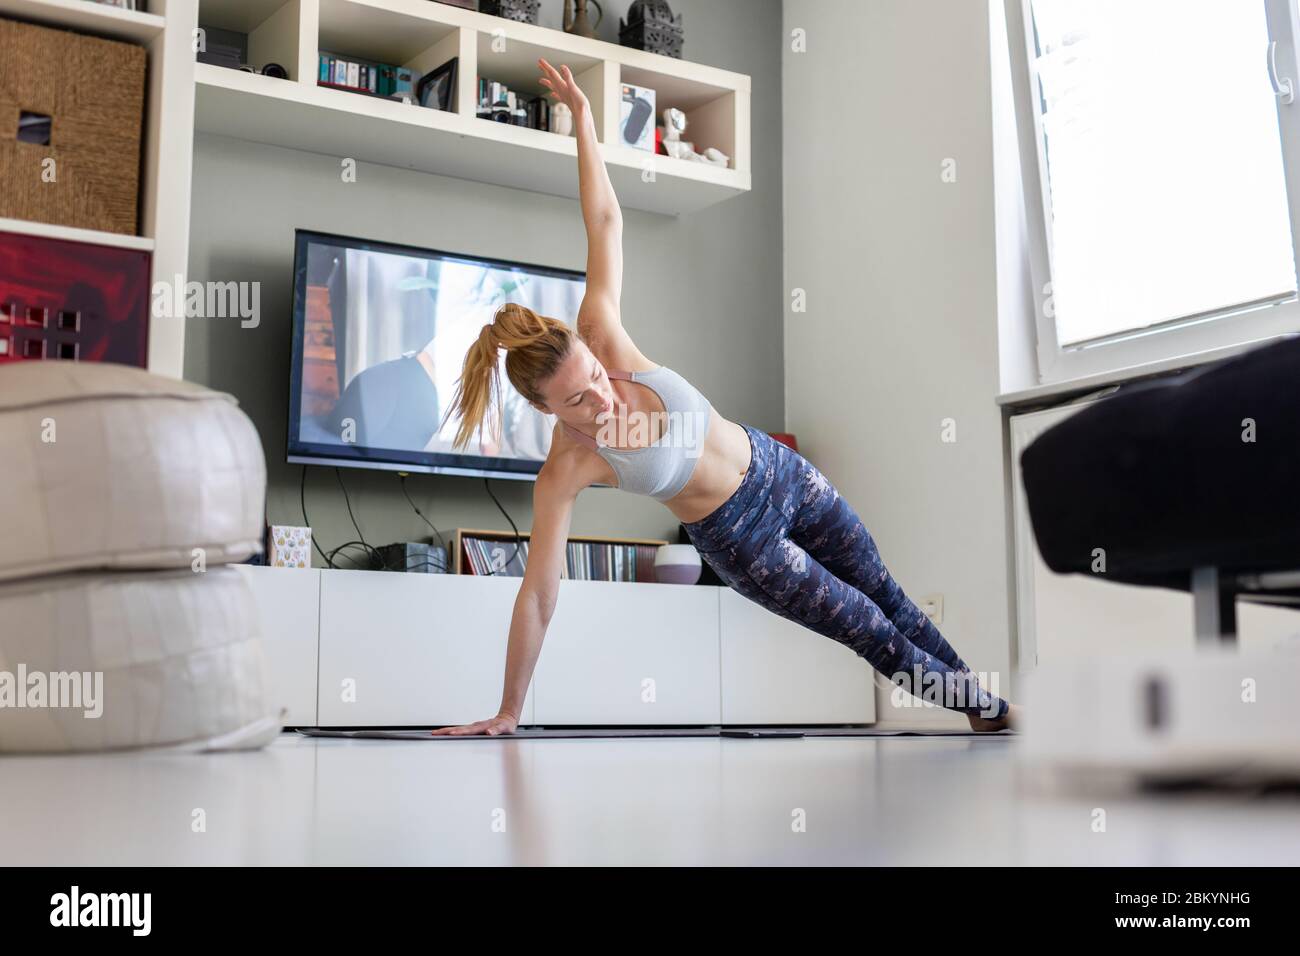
[0,362,279,752]
[0,568,278,752]
[0,361,265,582]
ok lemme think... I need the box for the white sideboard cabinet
[237,565,876,727]
[533,580,721,725]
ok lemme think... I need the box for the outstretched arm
[538,58,625,347]
[430,463,579,736]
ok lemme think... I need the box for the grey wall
[185,0,783,565]
[782,0,1014,726]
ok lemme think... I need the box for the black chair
[1019,335,1300,644]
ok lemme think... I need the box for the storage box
[0,230,152,365]
[268,526,313,569]
[0,18,147,236]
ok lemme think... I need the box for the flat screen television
[287,229,586,481]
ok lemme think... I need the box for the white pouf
[0,567,281,753]
[0,362,265,583]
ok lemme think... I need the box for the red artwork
[0,230,152,366]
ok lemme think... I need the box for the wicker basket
[0,18,146,236]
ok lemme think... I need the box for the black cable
[398,473,451,557]
[301,465,331,567]
[303,467,390,571]
[325,541,368,568]
[395,476,451,573]
[336,469,457,573]
[333,469,416,572]
[326,539,387,570]
[334,468,366,546]
[305,466,521,576]
[481,476,523,576]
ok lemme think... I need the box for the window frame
[1006,0,1300,386]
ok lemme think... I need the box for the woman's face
[534,343,617,427]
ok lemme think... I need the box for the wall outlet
[919,594,944,624]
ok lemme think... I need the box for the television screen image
[288,230,586,480]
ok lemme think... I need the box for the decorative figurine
[657,106,729,167]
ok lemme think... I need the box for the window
[1012,0,1300,384]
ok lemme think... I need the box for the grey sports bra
[561,365,714,502]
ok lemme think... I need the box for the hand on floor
[431,712,519,736]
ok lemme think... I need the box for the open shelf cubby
[193,0,750,215]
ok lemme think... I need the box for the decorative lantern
[478,0,540,24]
[619,0,684,59]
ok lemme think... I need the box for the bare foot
[967,702,1021,733]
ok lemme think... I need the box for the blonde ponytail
[441,302,579,451]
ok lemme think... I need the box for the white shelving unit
[0,0,198,378]
[0,216,156,252]
[2,0,747,377]
[193,0,751,216]
[0,0,164,41]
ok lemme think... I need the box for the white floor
[2,732,1297,865]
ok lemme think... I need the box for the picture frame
[416,57,458,112]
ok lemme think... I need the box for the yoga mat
[296,727,1016,740]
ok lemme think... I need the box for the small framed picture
[416,57,458,112]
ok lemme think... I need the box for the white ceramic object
[552,102,574,136]
[654,543,702,585]
[664,140,693,160]
[662,107,687,140]
[701,147,730,167]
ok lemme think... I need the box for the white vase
[654,543,702,585]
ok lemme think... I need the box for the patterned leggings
[683,424,1009,720]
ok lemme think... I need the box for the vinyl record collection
[459,534,661,582]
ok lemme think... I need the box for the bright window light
[1029,0,1298,346]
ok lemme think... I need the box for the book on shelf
[450,529,668,582]
[319,52,415,99]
